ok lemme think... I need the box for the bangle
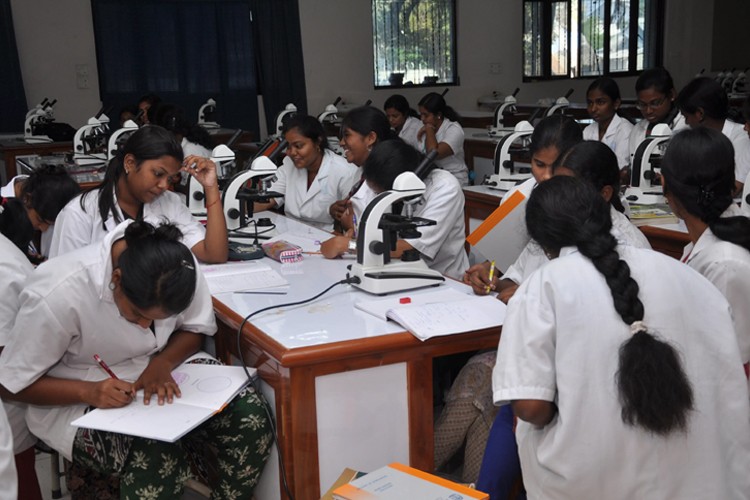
[205,198,220,210]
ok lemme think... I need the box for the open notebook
[71,363,254,442]
[355,288,506,341]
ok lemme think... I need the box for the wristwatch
[347,239,357,254]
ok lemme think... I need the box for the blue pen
[351,212,358,238]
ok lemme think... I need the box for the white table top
[214,213,475,349]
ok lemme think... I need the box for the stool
[35,442,64,499]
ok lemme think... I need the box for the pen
[351,212,358,238]
[234,291,288,295]
[485,260,496,294]
[94,354,120,380]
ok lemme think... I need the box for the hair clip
[697,185,716,206]
[630,320,647,335]
[181,259,195,270]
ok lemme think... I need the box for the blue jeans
[476,404,525,500]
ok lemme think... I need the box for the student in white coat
[49,125,228,263]
[0,405,17,500]
[254,114,357,231]
[661,128,750,364]
[463,115,582,296]
[0,206,42,500]
[0,220,272,498]
[321,140,469,280]
[384,94,422,151]
[677,76,750,195]
[417,92,470,186]
[328,106,396,233]
[583,77,633,170]
[493,176,750,499]
[0,164,79,261]
[628,67,686,161]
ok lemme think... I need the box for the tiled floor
[35,450,70,500]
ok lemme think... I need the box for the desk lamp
[197,98,220,129]
[484,121,534,191]
[625,123,671,205]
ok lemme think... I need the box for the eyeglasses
[635,96,668,111]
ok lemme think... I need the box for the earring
[367,145,372,152]
[109,282,116,290]
[124,168,129,175]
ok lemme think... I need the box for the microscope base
[350,261,445,296]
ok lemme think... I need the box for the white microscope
[24,99,57,144]
[107,120,139,162]
[222,139,287,233]
[624,123,672,205]
[273,103,298,138]
[187,144,236,216]
[197,98,220,129]
[484,121,535,191]
[488,87,520,137]
[545,88,574,117]
[73,108,110,165]
[318,97,345,154]
[349,153,445,295]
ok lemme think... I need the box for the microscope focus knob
[369,240,386,255]
[644,170,656,180]
[193,191,205,201]
[227,208,240,220]
[401,249,421,262]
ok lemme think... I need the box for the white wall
[10,0,716,131]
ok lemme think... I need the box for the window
[372,0,458,88]
[523,0,664,80]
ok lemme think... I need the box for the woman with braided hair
[661,127,750,365]
[492,176,750,499]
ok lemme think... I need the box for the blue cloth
[476,404,525,500]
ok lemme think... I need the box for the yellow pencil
[485,260,496,294]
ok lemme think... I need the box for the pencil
[234,291,288,295]
[94,354,120,380]
[485,260,496,294]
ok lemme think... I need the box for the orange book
[332,463,489,500]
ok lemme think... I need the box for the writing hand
[462,261,495,295]
[87,378,135,409]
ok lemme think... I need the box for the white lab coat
[682,204,750,363]
[399,116,422,151]
[0,222,217,460]
[628,112,686,162]
[1,174,54,256]
[743,169,750,217]
[269,150,358,231]
[407,169,469,280]
[423,118,469,186]
[583,114,634,169]
[350,179,376,231]
[0,405,16,500]
[0,234,38,454]
[49,188,205,258]
[502,206,650,284]
[494,245,750,500]
[722,120,750,185]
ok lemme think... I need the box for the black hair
[662,128,750,251]
[526,176,694,435]
[529,114,583,158]
[383,94,418,118]
[587,77,622,102]
[0,197,34,254]
[137,93,162,123]
[117,220,196,315]
[152,103,213,150]
[676,77,729,121]
[556,140,626,213]
[340,106,395,143]
[635,67,676,95]
[362,139,420,192]
[418,92,461,123]
[81,125,184,230]
[282,114,330,153]
[20,164,80,223]
[742,95,750,123]
[119,104,139,123]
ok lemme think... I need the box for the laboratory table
[0,138,73,182]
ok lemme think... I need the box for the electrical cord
[235,274,361,500]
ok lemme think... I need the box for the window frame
[371,0,460,90]
[522,0,664,82]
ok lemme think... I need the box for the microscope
[624,123,671,204]
[197,98,220,129]
[484,121,534,191]
[349,153,445,296]
[222,139,287,233]
[544,88,574,117]
[273,103,298,138]
[73,107,111,165]
[24,99,57,144]
[187,144,236,216]
[107,120,139,162]
[317,97,341,125]
[488,88,520,137]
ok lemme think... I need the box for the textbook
[355,288,506,341]
[71,363,253,442]
[466,189,528,274]
[628,203,678,227]
[332,462,489,499]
